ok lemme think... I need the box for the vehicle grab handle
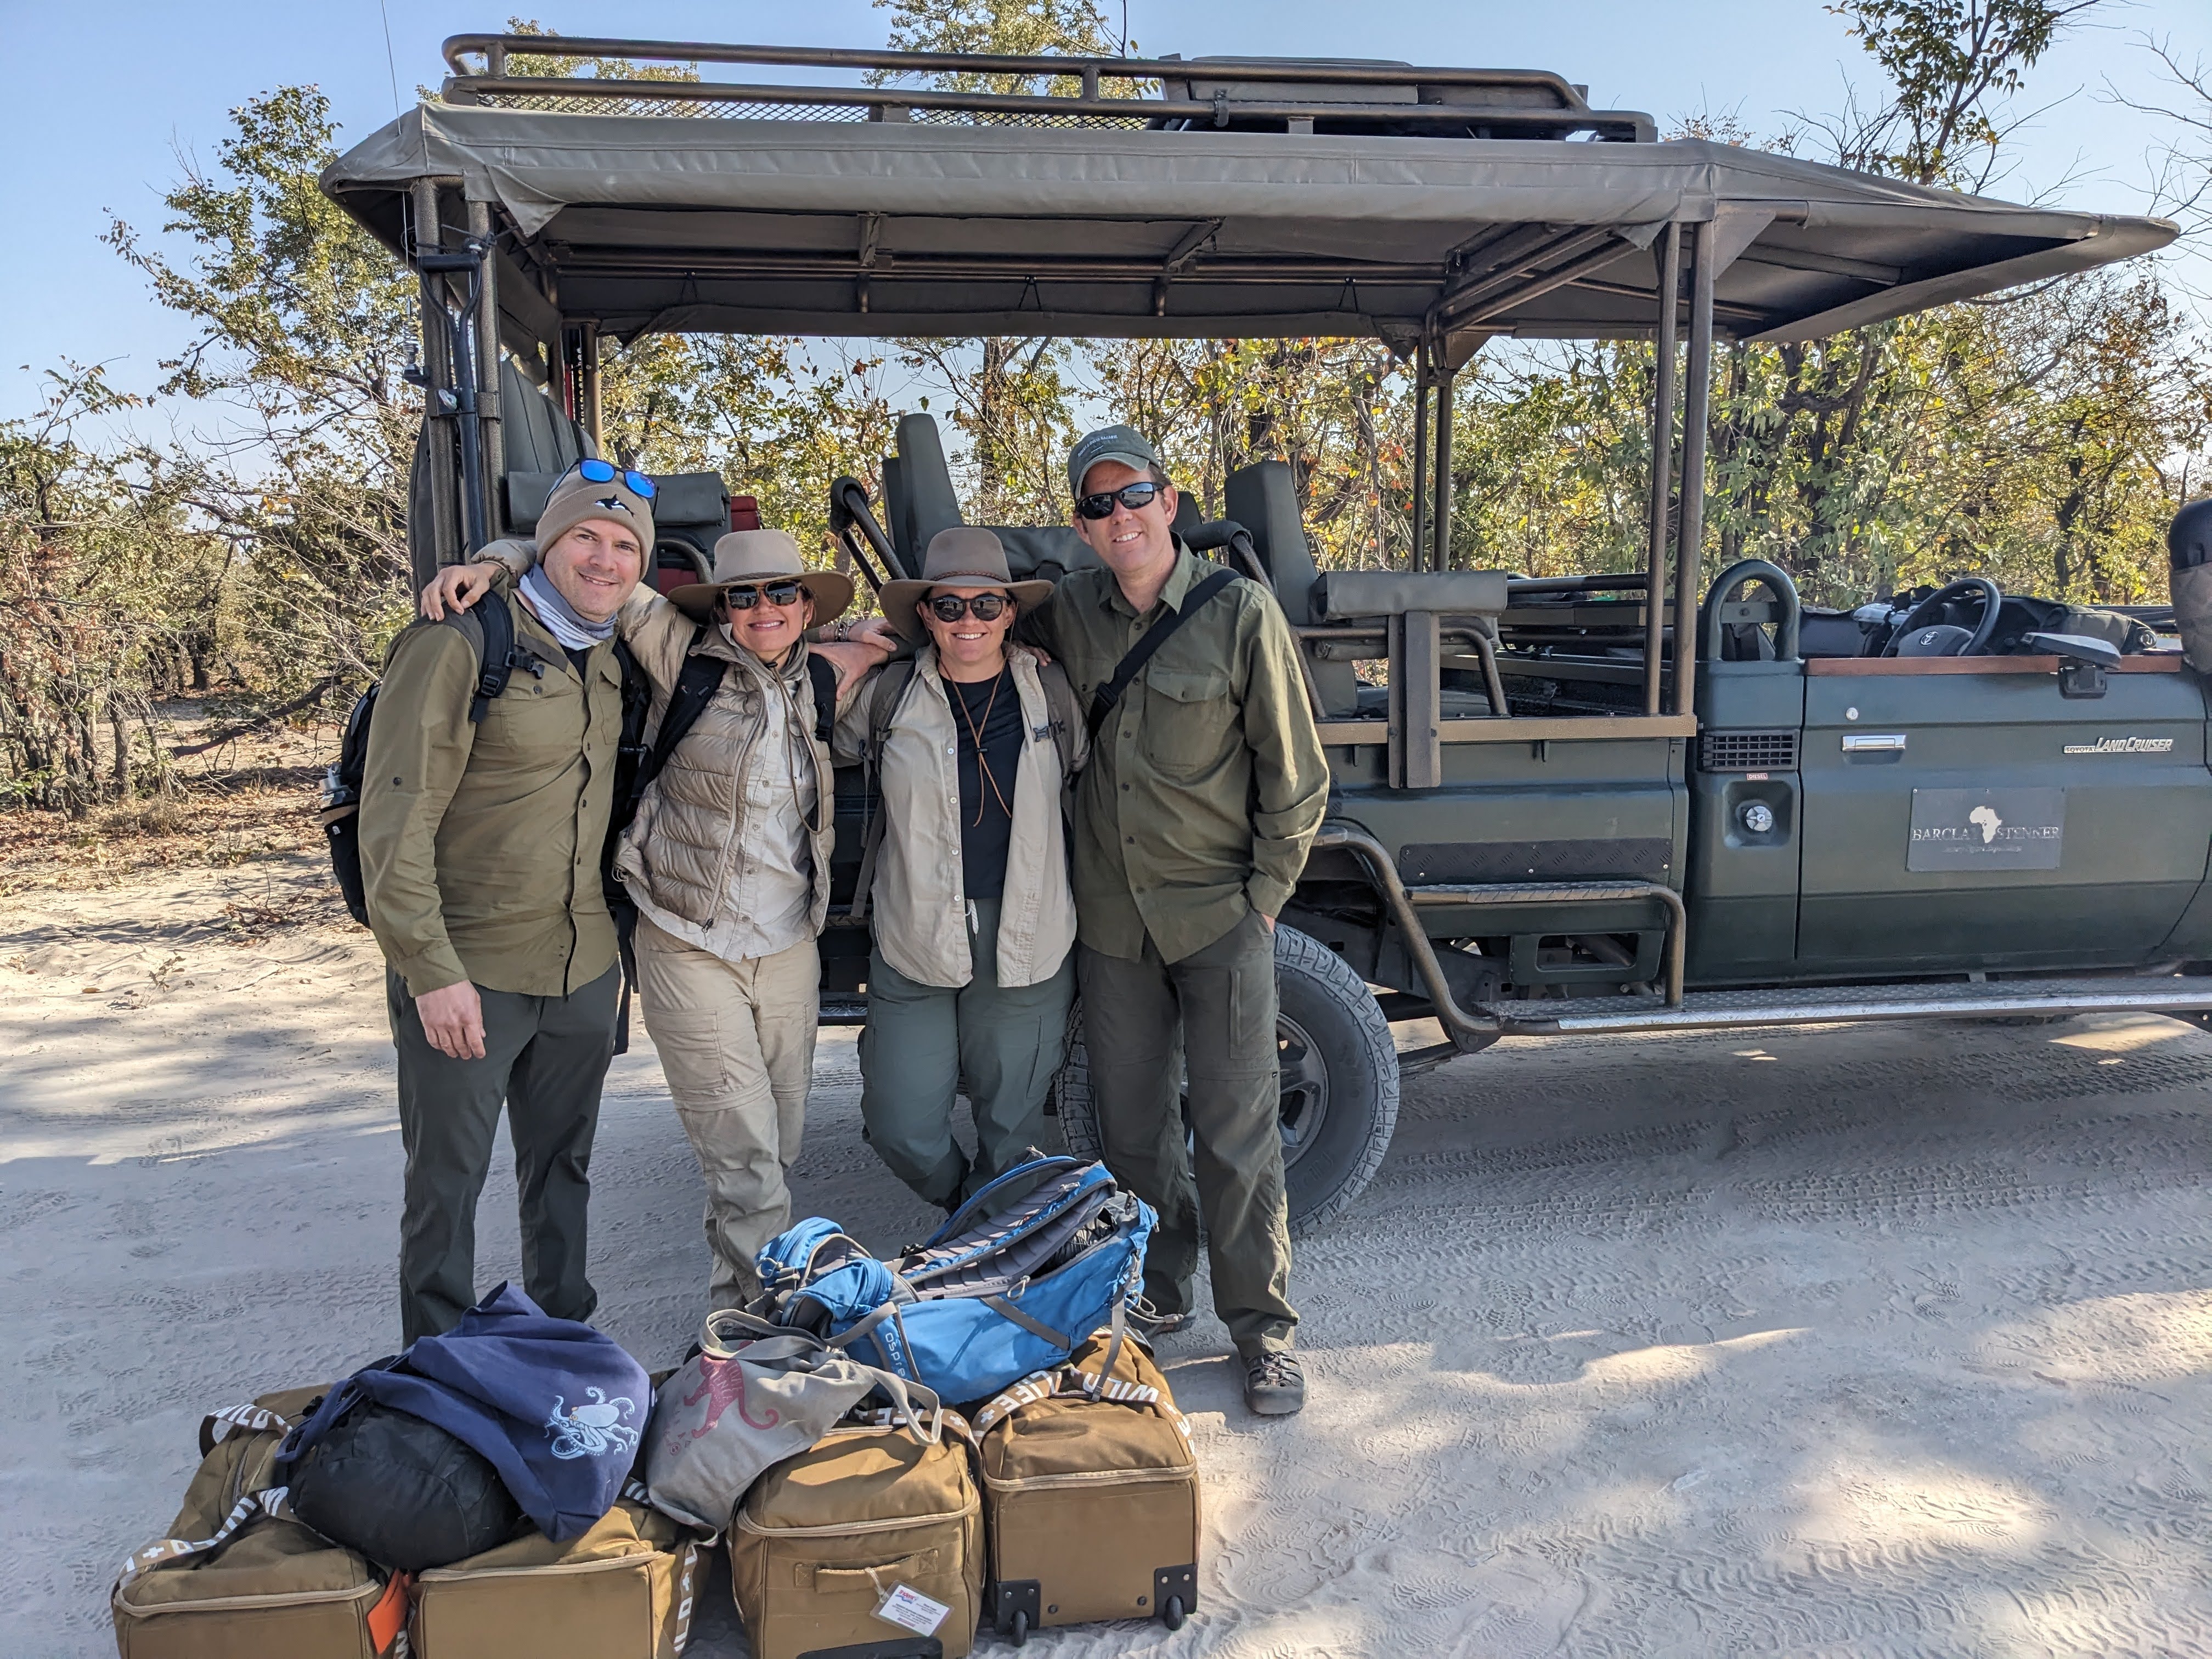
[1701,559,1801,663]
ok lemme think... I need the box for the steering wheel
[1883,577,2002,657]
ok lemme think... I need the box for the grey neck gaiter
[519,566,616,650]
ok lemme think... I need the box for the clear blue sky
[3,0,2205,425]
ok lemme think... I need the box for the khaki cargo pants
[636,917,820,1307]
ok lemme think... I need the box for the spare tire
[1055,923,1400,1234]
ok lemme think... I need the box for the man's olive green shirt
[1027,548,1329,964]
[358,591,624,999]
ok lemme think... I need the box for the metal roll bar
[1700,559,1801,662]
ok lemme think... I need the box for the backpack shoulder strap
[804,650,839,746]
[636,628,727,797]
[1033,658,1083,786]
[848,661,918,923]
[442,592,526,726]
[1086,566,1239,740]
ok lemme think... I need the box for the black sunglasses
[1075,481,1167,520]
[721,580,806,610]
[566,458,657,499]
[925,592,1011,623]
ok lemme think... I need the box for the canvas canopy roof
[323,97,2175,348]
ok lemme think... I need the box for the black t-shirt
[946,669,1025,902]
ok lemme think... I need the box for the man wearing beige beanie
[428,524,865,1310]
[363,461,653,1341]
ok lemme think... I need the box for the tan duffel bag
[410,1482,703,1658]
[730,1401,984,1659]
[112,1385,409,1659]
[973,1331,1200,1643]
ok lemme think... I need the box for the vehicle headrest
[507,470,729,532]
[1311,569,1509,620]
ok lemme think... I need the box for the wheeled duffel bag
[729,1403,984,1659]
[973,1331,1200,1644]
[409,1483,703,1658]
[111,1384,410,1659]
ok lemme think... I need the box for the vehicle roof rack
[438,35,1656,143]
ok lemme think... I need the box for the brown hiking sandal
[1243,1350,1306,1415]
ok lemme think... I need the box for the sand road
[7,848,2212,1657]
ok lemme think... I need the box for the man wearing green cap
[360,463,650,1342]
[839,424,1330,1412]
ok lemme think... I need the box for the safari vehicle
[323,32,2210,1232]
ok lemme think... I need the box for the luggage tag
[873,1582,952,1639]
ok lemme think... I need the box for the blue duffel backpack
[753,1155,1155,1407]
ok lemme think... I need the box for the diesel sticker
[1908,788,2064,872]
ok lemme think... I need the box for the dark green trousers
[387,964,618,1345]
[1077,909,1296,1356]
[860,896,1076,1208]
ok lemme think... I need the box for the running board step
[1482,975,2212,1037]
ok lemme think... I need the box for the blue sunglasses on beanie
[568,457,657,499]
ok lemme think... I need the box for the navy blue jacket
[280,1283,650,1541]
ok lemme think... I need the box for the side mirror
[2025,630,2121,699]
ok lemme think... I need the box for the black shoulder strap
[1034,659,1084,790]
[605,637,652,827]
[1086,567,1238,740]
[805,651,839,746]
[458,592,521,725]
[635,628,729,800]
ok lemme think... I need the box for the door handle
[1841,733,1908,752]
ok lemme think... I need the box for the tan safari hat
[665,528,856,624]
[879,527,1054,642]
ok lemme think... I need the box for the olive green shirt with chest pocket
[359,592,626,999]
[1025,548,1330,964]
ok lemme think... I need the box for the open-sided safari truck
[324,33,2210,1231]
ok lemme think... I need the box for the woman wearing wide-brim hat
[836,526,1088,1209]
[428,525,864,1310]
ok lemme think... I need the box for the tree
[1822,0,2112,186]
[107,83,419,714]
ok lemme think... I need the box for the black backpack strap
[460,591,533,725]
[1086,567,1238,740]
[804,650,839,747]
[1032,658,1084,787]
[639,629,730,797]
[601,638,654,1056]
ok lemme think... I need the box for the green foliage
[0,368,221,808]
[871,0,1127,91]
[105,83,416,713]
[1826,0,2107,183]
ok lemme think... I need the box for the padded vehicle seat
[1224,459,1361,715]
[883,412,1221,585]
[492,353,724,586]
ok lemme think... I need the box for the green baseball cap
[1067,424,1164,498]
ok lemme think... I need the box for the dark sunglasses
[925,592,1011,623]
[566,458,657,499]
[721,580,806,610]
[1075,481,1166,520]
